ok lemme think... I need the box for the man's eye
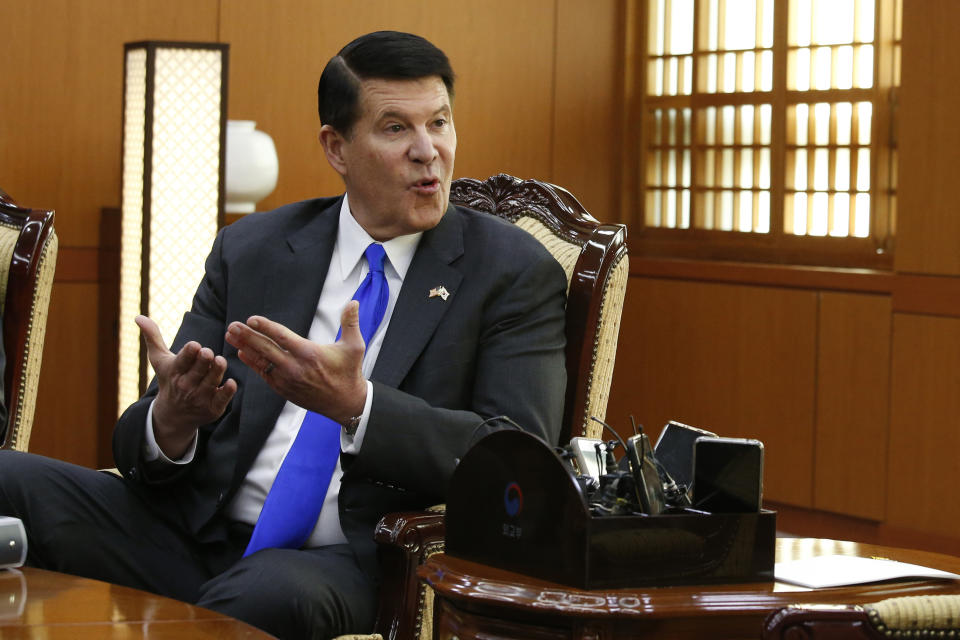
[433,119,447,128]
[387,124,404,133]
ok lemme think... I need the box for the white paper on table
[774,554,960,589]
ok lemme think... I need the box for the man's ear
[319,124,348,176]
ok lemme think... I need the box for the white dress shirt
[144,194,422,547]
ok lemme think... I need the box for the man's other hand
[225,301,367,426]
[136,315,237,458]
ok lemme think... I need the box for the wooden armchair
[0,188,58,452]
[365,174,629,640]
[763,595,960,639]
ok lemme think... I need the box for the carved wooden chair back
[0,188,58,452]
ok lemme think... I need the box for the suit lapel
[373,205,464,387]
[234,198,342,482]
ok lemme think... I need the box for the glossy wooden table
[419,538,960,639]
[0,566,274,638]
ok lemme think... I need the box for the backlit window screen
[642,0,900,245]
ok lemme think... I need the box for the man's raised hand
[135,315,237,458]
[224,301,367,426]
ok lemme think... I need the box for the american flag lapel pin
[429,285,450,301]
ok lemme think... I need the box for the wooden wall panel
[0,0,219,466]
[29,283,100,466]
[606,277,818,507]
[220,0,558,213]
[0,0,219,469]
[0,0,220,248]
[895,0,960,275]
[553,0,622,221]
[887,314,960,537]
[813,292,891,521]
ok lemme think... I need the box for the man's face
[320,76,457,241]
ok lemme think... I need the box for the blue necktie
[244,243,389,556]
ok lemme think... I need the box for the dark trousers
[0,450,377,639]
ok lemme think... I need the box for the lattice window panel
[641,0,901,246]
[119,43,226,412]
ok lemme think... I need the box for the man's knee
[197,548,376,639]
[0,450,43,512]
[0,449,33,478]
[0,451,94,508]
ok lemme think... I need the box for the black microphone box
[445,430,776,590]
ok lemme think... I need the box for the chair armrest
[763,604,881,639]
[373,508,445,640]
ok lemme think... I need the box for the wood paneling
[54,248,100,283]
[0,0,219,469]
[813,292,891,521]
[0,0,220,248]
[607,277,818,507]
[889,12,960,567]
[29,283,100,466]
[769,501,960,557]
[895,0,960,275]
[887,314,960,537]
[553,0,623,221]
[892,274,960,318]
[220,0,558,213]
[632,257,893,294]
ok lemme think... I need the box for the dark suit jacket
[0,324,7,436]
[112,196,568,578]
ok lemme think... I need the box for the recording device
[567,421,646,516]
[565,419,765,517]
[569,437,605,482]
[0,517,26,569]
[654,420,718,493]
[565,420,675,516]
[624,433,666,515]
[692,437,764,513]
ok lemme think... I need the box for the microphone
[0,517,26,570]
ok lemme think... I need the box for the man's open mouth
[412,178,440,193]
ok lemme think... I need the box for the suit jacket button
[217,491,225,506]
[127,468,137,479]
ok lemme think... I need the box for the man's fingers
[197,353,228,389]
[247,316,300,353]
[236,347,275,379]
[169,342,205,377]
[211,378,238,413]
[338,301,363,348]
[135,315,171,357]
[136,315,203,376]
[226,317,312,376]
[227,320,283,356]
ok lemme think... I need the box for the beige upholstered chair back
[449,174,628,442]
[0,188,58,452]
[512,216,627,439]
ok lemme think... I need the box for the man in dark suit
[0,324,6,436]
[0,31,566,639]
